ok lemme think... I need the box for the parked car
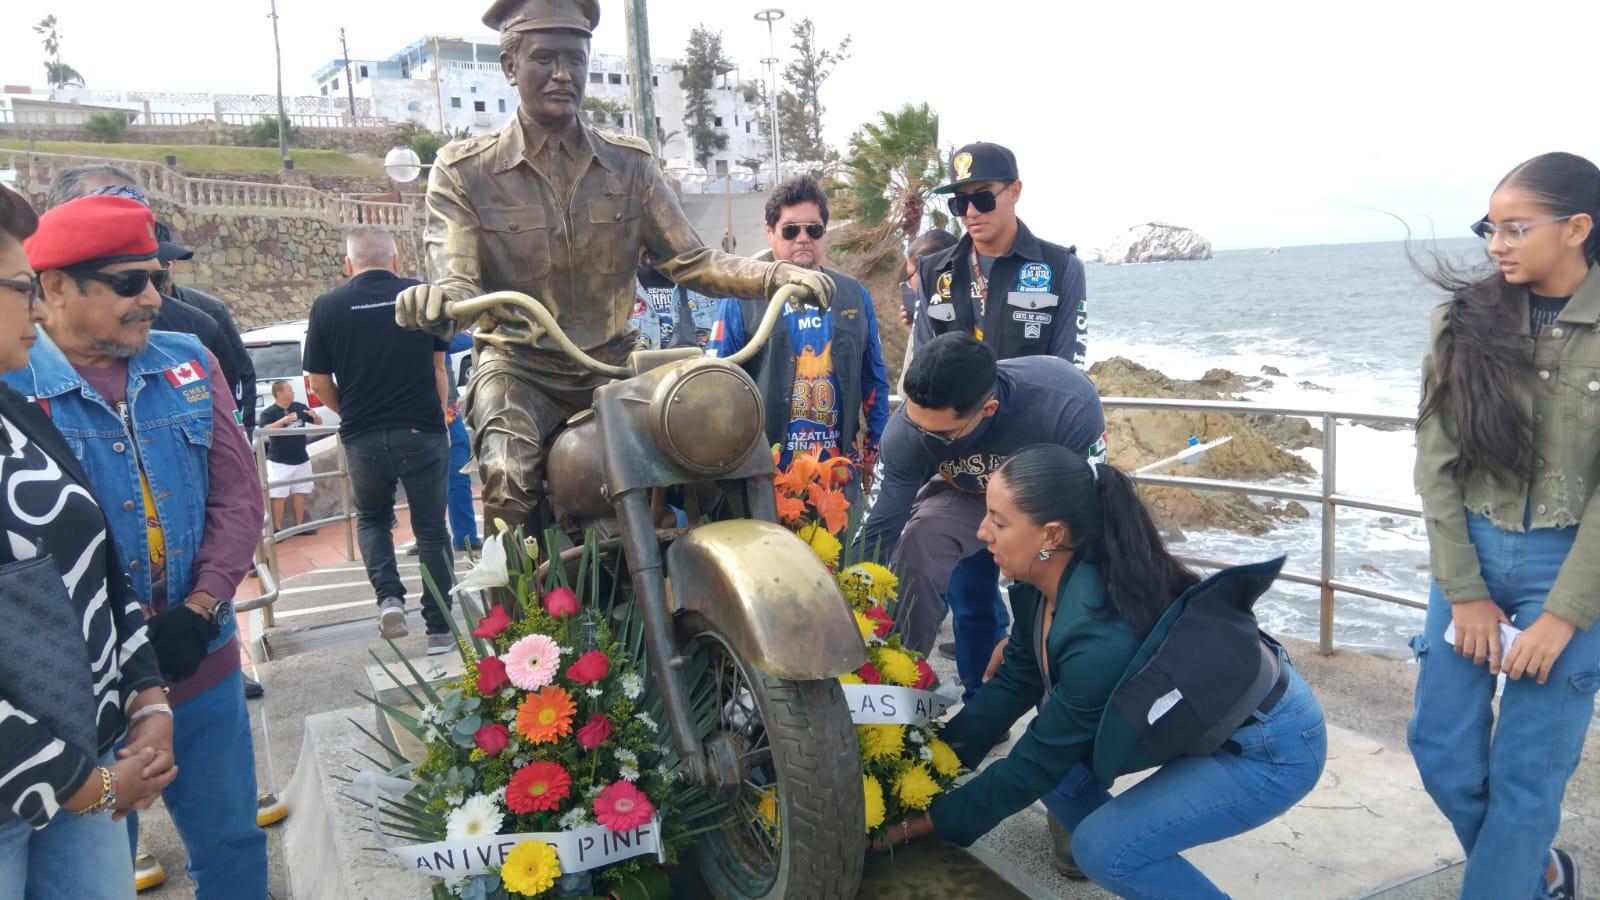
[242,319,475,433]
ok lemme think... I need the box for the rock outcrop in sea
[1090,357,1321,537]
[1087,222,1213,265]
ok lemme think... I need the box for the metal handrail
[1100,396,1424,653]
[249,424,356,626]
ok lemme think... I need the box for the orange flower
[776,450,822,497]
[515,686,577,744]
[775,492,807,524]
[807,482,851,535]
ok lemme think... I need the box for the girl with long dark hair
[1410,151,1600,900]
[880,444,1326,898]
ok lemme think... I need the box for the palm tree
[44,61,84,89]
[34,15,85,90]
[826,103,945,276]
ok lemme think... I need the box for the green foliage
[779,18,851,163]
[35,15,85,89]
[827,103,944,275]
[581,96,629,130]
[410,133,446,166]
[675,26,733,169]
[83,112,126,144]
[248,116,298,149]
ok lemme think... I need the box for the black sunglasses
[946,182,1013,217]
[0,276,41,310]
[779,222,826,241]
[65,267,167,298]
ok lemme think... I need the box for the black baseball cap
[154,221,194,263]
[934,142,1019,194]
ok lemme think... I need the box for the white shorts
[267,460,314,498]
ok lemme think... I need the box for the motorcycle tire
[679,612,865,900]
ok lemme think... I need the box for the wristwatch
[75,765,118,815]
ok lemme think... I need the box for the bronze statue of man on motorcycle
[396,3,870,898]
[395,0,834,538]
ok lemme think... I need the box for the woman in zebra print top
[0,186,175,898]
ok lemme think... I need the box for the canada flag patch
[164,360,205,387]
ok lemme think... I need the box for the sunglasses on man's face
[779,222,826,241]
[66,267,168,298]
[946,183,1012,218]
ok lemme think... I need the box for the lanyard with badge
[969,246,988,340]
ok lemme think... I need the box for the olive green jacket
[1415,264,1600,628]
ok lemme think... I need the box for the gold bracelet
[73,766,117,815]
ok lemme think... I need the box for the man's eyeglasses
[1471,215,1574,248]
[904,393,992,446]
[779,222,826,241]
[946,183,1013,218]
[64,267,168,298]
[0,276,41,311]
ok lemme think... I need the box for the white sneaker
[378,598,408,638]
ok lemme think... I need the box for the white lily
[449,535,509,596]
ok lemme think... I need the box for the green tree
[249,116,298,148]
[780,18,850,162]
[35,16,85,89]
[84,112,126,143]
[675,26,733,169]
[827,103,945,274]
[580,96,628,130]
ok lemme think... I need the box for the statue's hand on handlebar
[394,284,458,340]
[771,262,835,312]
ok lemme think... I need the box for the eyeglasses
[64,267,167,298]
[1471,215,1574,248]
[0,276,41,311]
[904,394,992,446]
[779,222,826,241]
[946,183,1013,217]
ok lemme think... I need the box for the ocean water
[1086,238,1490,657]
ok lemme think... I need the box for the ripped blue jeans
[1407,512,1597,900]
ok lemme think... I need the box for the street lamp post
[268,0,289,168]
[755,8,784,188]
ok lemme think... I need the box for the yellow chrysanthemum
[895,764,942,811]
[799,523,842,567]
[838,672,864,685]
[852,610,876,642]
[863,774,886,832]
[928,738,962,779]
[500,840,560,896]
[842,562,899,602]
[858,724,904,762]
[874,647,919,687]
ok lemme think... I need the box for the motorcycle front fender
[666,520,869,680]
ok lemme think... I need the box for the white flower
[636,712,660,733]
[450,535,509,596]
[586,687,604,699]
[621,674,644,700]
[558,807,594,831]
[500,708,516,722]
[445,794,504,841]
[614,748,638,767]
[499,688,516,701]
[919,746,934,763]
[445,875,468,896]
[619,764,640,780]
[444,790,465,808]
[907,728,927,744]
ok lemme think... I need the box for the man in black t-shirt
[303,227,456,653]
[259,380,321,534]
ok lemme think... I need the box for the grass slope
[0,140,380,177]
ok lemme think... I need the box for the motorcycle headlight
[648,359,765,477]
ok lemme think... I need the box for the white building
[312,34,770,183]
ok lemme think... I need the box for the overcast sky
[5,0,1597,249]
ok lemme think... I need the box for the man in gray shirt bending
[855,332,1107,657]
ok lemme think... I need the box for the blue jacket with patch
[913,219,1087,368]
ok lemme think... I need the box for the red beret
[25,195,159,272]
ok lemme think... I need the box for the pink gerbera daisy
[503,634,562,691]
[593,780,655,832]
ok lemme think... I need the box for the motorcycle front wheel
[678,612,865,900]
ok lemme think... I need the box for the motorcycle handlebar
[445,283,821,376]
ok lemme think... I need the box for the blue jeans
[946,550,1008,701]
[0,754,135,900]
[1407,513,1593,900]
[447,417,478,550]
[128,668,268,899]
[344,427,454,633]
[1044,659,1327,899]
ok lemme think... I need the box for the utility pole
[268,0,289,167]
[623,0,658,153]
[339,27,357,119]
[755,9,785,187]
[432,36,445,133]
